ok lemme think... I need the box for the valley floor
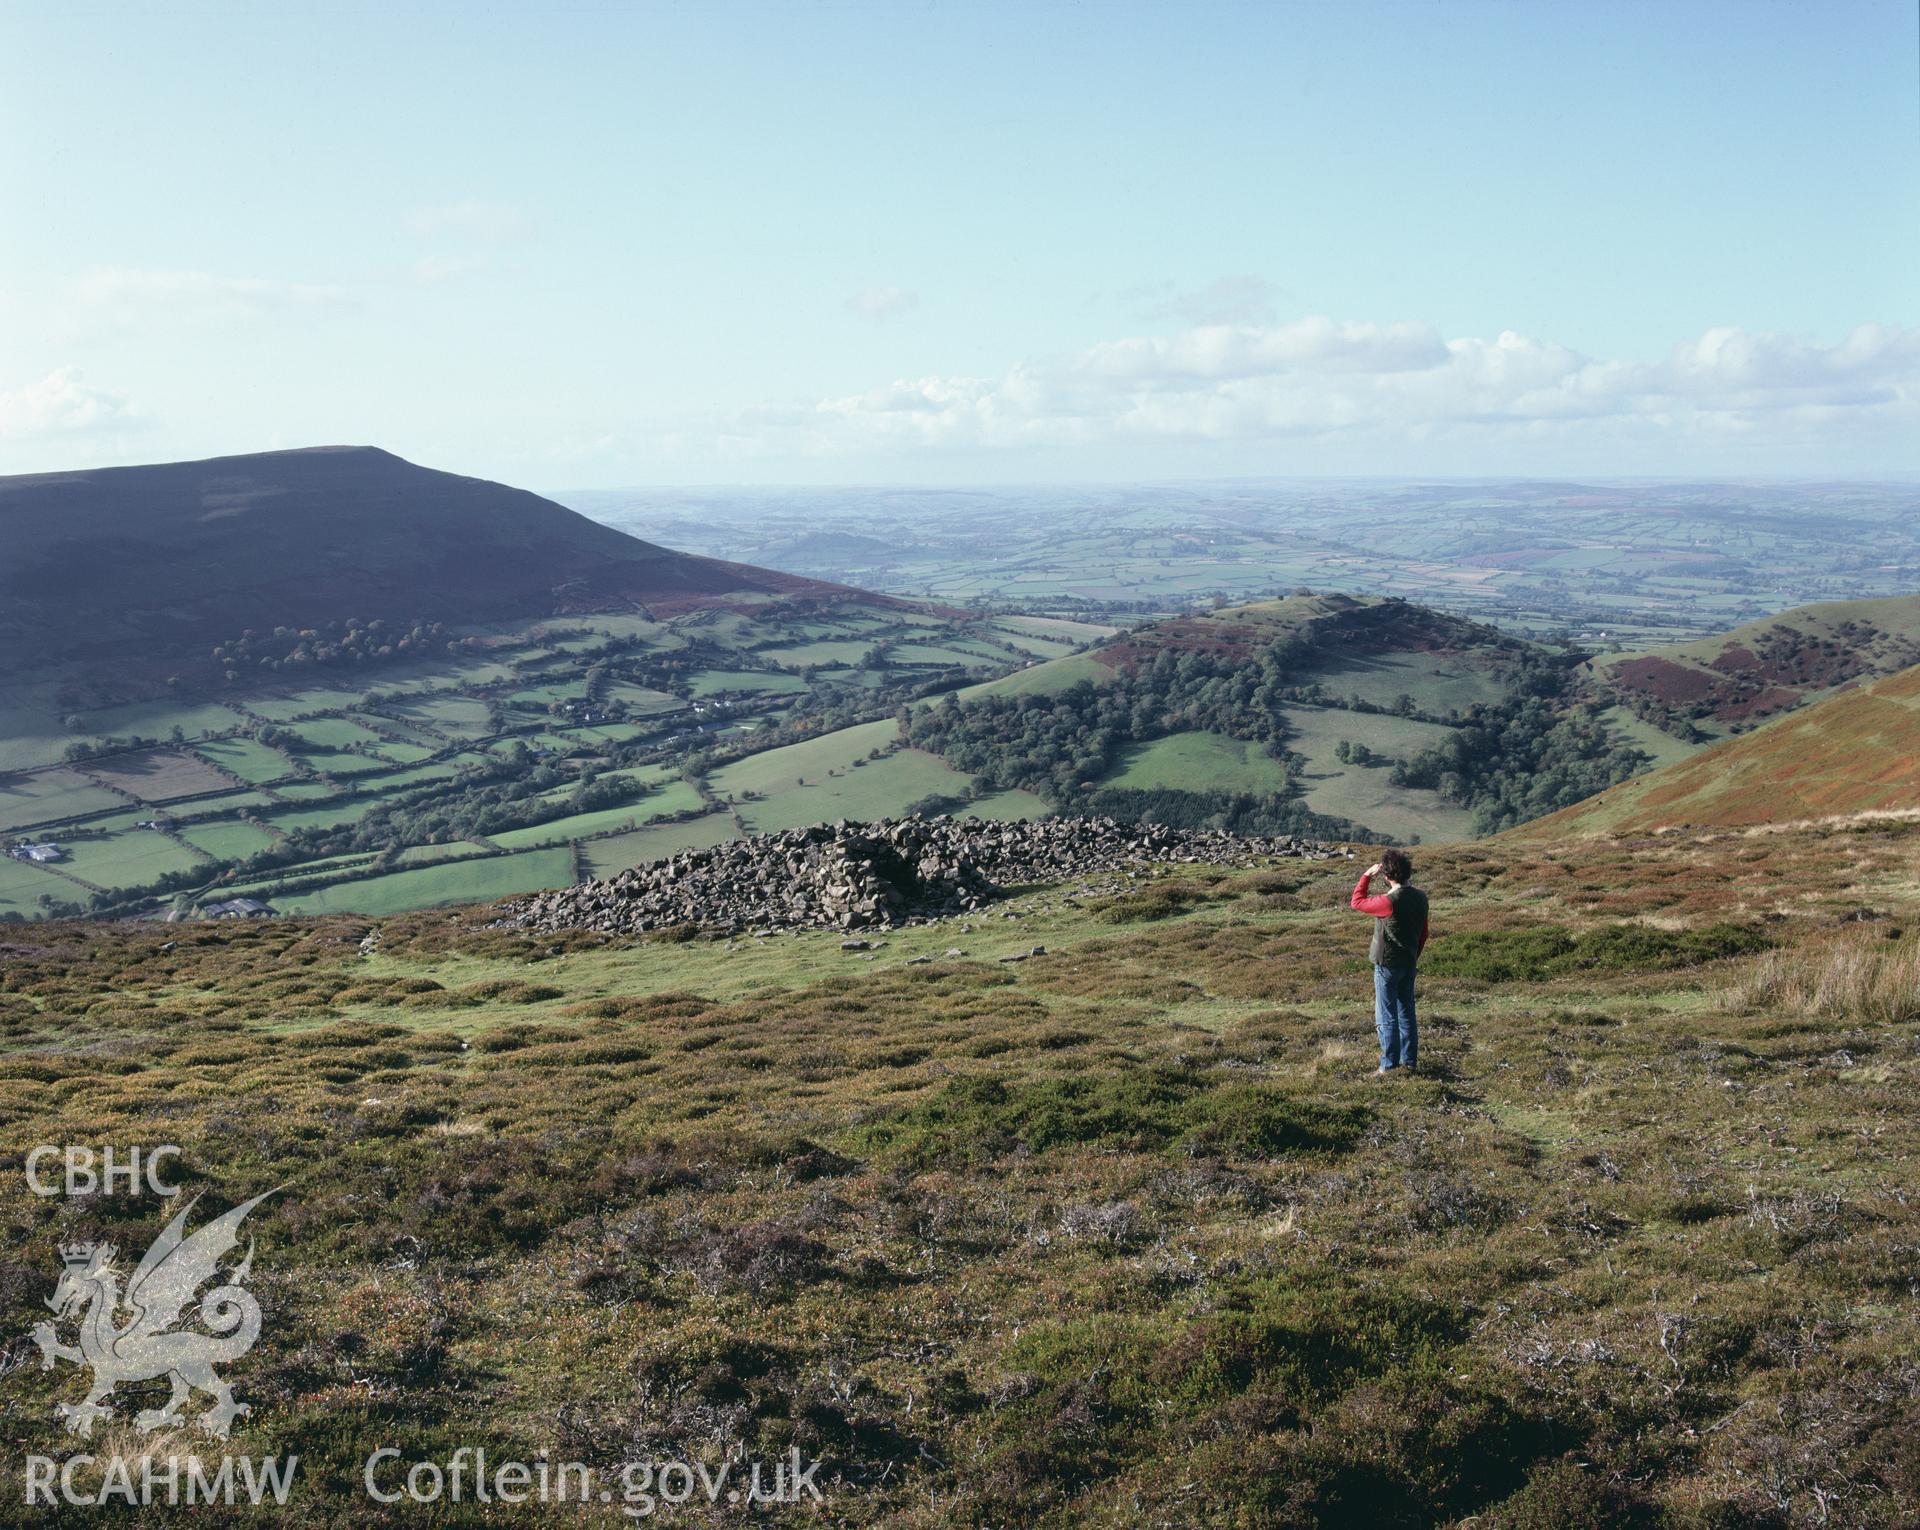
[1,817,1917,1525]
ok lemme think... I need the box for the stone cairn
[500,815,1345,936]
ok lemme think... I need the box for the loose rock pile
[501,815,1347,936]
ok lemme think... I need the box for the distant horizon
[6,440,1919,496]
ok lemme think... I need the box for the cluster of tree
[901,643,1305,803]
[314,755,651,853]
[210,618,455,678]
[1390,691,1651,833]
[1617,691,1710,744]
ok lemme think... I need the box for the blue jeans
[1374,964,1418,1070]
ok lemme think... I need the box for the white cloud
[846,285,919,321]
[1128,274,1284,327]
[0,367,142,441]
[739,319,1919,459]
[407,199,527,241]
[412,254,487,285]
[71,268,348,325]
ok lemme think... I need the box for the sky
[1,0,1915,488]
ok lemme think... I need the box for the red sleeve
[1350,873,1393,917]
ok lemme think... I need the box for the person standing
[1349,849,1429,1076]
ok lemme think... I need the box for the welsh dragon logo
[31,1188,280,1439]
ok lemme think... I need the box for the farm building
[201,897,275,919]
[9,842,65,863]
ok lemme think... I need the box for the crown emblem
[58,1242,108,1270]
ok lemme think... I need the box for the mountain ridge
[0,445,875,681]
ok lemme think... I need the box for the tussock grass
[1724,933,1920,1025]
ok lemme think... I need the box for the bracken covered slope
[1593,594,1920,731]
[1518,660,1920,836]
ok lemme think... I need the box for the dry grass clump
[1725,935,1920,1025]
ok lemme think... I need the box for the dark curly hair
[1378,848,1414,884]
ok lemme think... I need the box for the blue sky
[2,0,1914,485]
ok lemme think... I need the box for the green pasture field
[265,798,385,834]
[195,737,298,783]
[54,828,209,891]
[269,781,341,801]
[291,752,393,779]
[1099,731,1297,796]
[566,723,649,746]
[0,768,125,831]
[960,788,1052,821]
[995,615,1116,642]
[889,642,1004,667]
[371,742,436,764]
[581,811,740,875]
[960,651,1116,702]
[0,854,64,916]
[1298,650,1510,713]
[246,687,372,722]
[215,853,381,898]
[605,683,684,713]
[273,846,576,915]
[709,718,899,798]
[488,784,705,850]
[348,712,444,746]
[1280,705,1477,842]
[286,717,393,752]
[764,639,874,668]
[503,681,588,706]
[383,695,496,737]
[394,841,490,865]
[1598,704,1699,771]
[727,747,978,834]
[70,697,251,740]
[178,821,280,861]
[168,790,278,820]
[688,669,807,697]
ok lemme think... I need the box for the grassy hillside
[1522,661,1920,837]
[3,818,1918,1524]
[1594,593,1920,737]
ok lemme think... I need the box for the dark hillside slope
[0,446,858,676]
